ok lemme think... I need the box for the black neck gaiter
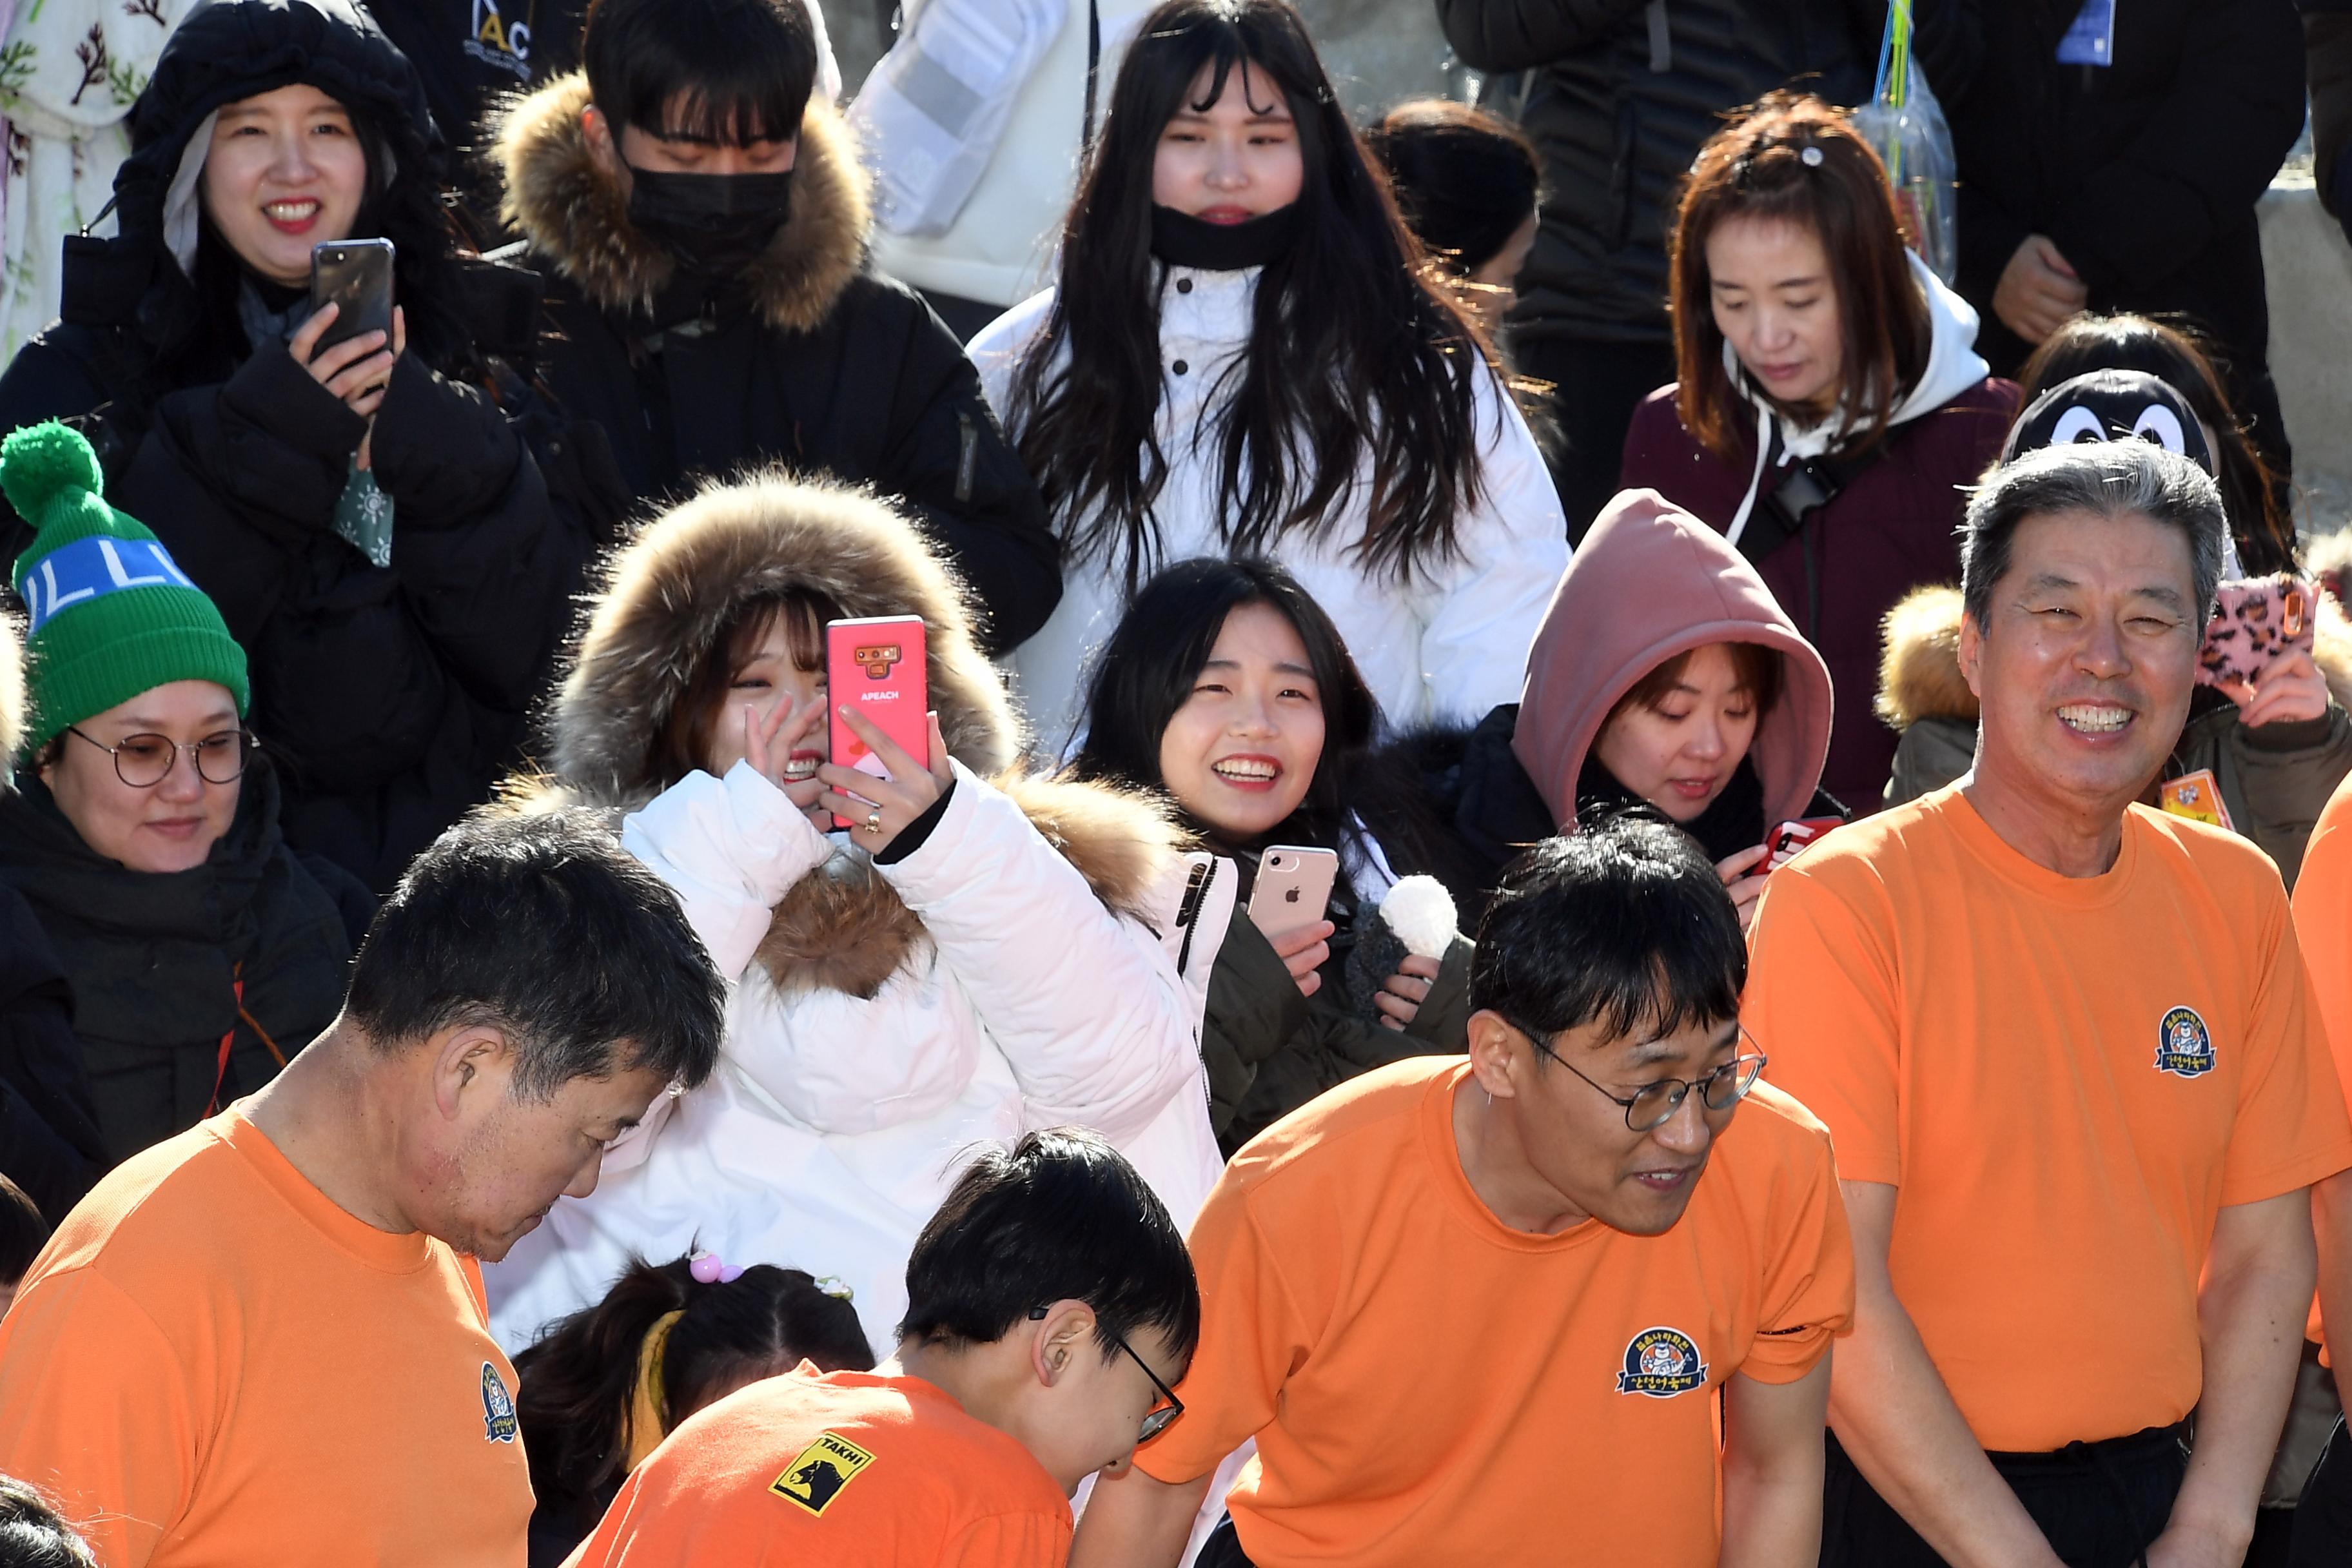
[1149,201,1302,272]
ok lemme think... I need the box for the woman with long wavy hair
[969,0,1566,752]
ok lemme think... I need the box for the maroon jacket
[1620,377,2017,807]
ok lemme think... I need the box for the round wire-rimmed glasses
[1507,1017,1770,1132]
[64,726,258,788]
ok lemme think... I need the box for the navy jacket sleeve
[0,887,105,1224]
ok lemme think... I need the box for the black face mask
[1149,201,1302,272]
[625,165,795,278]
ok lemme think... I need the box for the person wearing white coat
[483,471,1228,1360]
[966,0,1569,754]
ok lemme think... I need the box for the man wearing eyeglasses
[1743,440,2352,1568]
[565,1129,1197,1568]
[1072,816,1854,1568]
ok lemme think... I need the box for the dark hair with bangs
[900,1129,1200,1365]
[1604,641,1783,733]
[582,0,815,144]
[2015,313,2297,577]
[649,587,841,789]
[1006,0,1496,593]
[347,809,726,1099]
[1471,816,1745,1050]
[1668,92,1932,466]
[1066,556,1378,854]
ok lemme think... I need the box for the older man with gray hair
[1743,440,2352,1568]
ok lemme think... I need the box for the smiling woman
[0,422,357,1170]
[201,84,371,289]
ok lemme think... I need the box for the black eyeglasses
[1507,1019,1768,1132]
[1030,1308,1185,1441]
[64,726,257,788]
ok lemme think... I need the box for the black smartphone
[308,239,395,353]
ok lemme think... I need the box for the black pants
[1511,334,1676,547]
[2291,1416,2352,1566]
[1195,1515,1256,1568]
[1822,1425,2188,1568]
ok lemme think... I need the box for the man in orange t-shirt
[565,1129,1197,1566]
[1071,818,1855,1568]
[2289,772,2352,1562]
[1747,442,2352,1568]
[0,812,727,1567]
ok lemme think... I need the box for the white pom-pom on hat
[1377,874,1459,959]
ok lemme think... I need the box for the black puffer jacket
[0,763,358,1168]
[0,0,589,892]
[1914,0,2304,382]
[490,74,1061,655]
[0,881,105,1224]
[1435,0,1878,346]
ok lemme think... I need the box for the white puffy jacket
[484,759,1226,1357]
[968,265,1572,750]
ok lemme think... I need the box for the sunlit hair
[1667,91,1930,465]
[1006,0,1496,593]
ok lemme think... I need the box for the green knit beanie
[6,421,248,761]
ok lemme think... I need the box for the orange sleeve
[1743,867,1904,1186]
[1132,1175,1312,1485]
[2219,894,2352,1206]
[0,1268,202,1567]
[1737,1116,1857,1384]
[939,1508,1073,1566]
[2293,805,2352,1108]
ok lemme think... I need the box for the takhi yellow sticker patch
[770,1431,876,1517]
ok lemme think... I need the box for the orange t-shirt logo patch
[2155,1006,2217,1078]
[480,1363,518,1443]
[1617,1327,1708,1396]
[770,1431,876,1516]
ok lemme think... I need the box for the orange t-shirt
[0,1106,533,1567]
[2293,771,2352,1351]
[563,1364,1071,1566]
[1746,785,2352,1453]
[1132,1056,1852,1568]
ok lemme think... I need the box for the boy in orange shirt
[563,1128,1197,1566]
[1071,818,1855,1568]
[0,812,728,1568]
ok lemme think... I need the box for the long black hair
[513,1254,874,1516]
[1066,556,1377,857]
[1005,0,1494,593]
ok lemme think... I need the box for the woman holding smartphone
[0,0,581,892]
[1069,558,1476,1155]
[969,0,1567,753]
[482,470,1222,1361]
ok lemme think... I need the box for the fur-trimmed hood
[529,471,1182,996]
[1876,583,2352,728]
[492,71,871,333]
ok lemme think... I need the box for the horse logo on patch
[1617,1327,1709,1397]
[480,1363,518,1442]
[2155,1005,2217,1079]
[770,1431,876,1517]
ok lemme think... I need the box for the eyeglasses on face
[1506,1019,1769,1132]
[1028,1307,1186,1442]
[64,726,257,788]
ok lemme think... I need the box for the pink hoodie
[1511,489,1836,833]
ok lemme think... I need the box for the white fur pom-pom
[1377,874,1459,959]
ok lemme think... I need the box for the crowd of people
[0,0,2346,1565]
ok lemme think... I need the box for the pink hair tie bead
[689,1250,743,1285]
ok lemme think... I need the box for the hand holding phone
[1247,847,1340,937]
[822,616,934,834]
[2200,575,2317,692]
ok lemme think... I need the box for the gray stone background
[834,1,2352,538]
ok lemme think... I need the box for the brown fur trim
[1876,585,1977,729]
[546,470,1022,807]
[492,73,870,332]
[750,772,1190,999]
